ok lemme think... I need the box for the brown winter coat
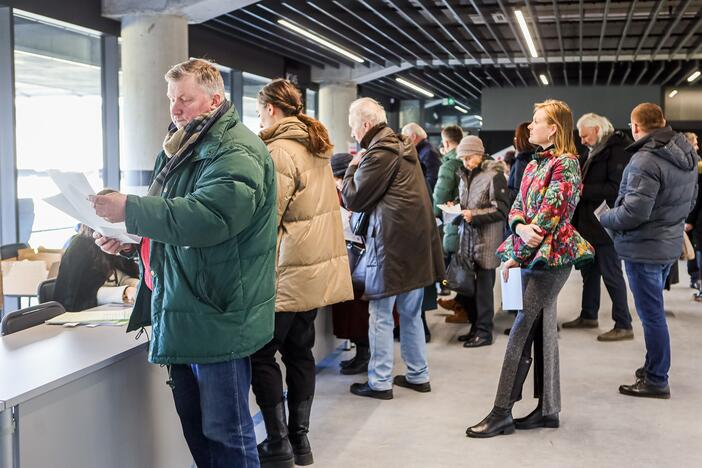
[260,116,353,312]
[341,124,445,300]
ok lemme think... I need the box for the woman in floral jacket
[466,99,594,439]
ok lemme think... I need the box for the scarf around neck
[148,101,231,197]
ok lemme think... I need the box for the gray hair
[165,58,226,98]
[348,97,387,128]
[401,122,427,140]
[576,113,614,145]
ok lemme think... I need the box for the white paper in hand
[593,200,610,221]
[500,267,523,310]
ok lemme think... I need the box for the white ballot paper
[340,207,364,244]
[44,171,141,244]
[500,267,523,310]
[593,200,615,240]
[438,203,462,225]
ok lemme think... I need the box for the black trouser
[457,266,496,338]
[251,309,317,407]
[580,243,632,330]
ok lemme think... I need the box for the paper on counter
[340,207,364,244]
[44,171,141,244]
[500,267,523,310]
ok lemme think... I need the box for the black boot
[288,398,314,466]
[340,344,370,375]
[258,403,294,468]
[514,402,559,429]
[465,406,515,438]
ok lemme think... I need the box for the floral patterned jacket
[497,148,594,269]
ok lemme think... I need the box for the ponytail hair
[258,78,333,155]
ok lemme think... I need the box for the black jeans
[457,266,496,338]
[580,243,632,330]
[251,309,317,407]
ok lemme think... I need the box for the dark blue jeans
[170,358,259,468]
[624,261,673,387]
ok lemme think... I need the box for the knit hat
[456,135,485,157]
[330,152,353,177]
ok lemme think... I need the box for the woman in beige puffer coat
[250,78,353,468]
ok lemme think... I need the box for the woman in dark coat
[507,122,535,207]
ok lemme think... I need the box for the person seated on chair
[53,189,139,311]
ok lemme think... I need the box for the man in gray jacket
[600,103,698,399]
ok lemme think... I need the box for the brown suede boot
[438,297,459,311]
[445,305,469,324]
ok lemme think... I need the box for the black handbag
[444,222,476,297]
[350,211,369,236]
[347,241,367,293]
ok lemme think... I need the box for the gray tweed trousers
[494,267,572,415]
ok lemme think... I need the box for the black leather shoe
[635,367,645,380]
[340,345,370,375]
[463,335,493,348]
[619,380,670,399]
[466,407,515,438]
[514,407,559,430]
[350,382,393,400]
[393,375,431,393]
[457,329,476,342]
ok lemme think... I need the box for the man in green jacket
[92,59,277,468]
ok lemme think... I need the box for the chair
[0,242,29,260]
[1,301,65,336]
[37,278,57,303]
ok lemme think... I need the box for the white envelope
[500,267,523,310]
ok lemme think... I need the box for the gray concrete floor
[308,263,702,468]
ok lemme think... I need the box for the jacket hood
[628,126,696,171]
[364,124,418,163]
[260,116,332,160]
[481,159,505,173]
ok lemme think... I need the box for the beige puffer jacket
[260,116,353,312]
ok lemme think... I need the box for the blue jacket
[416,138,442,193]
[600,127,698,264]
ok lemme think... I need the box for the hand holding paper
[91,192,127,223]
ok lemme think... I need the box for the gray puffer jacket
[600,127,699,264]
[455,160,509,269]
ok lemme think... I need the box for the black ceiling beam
[652,0,694,58]
[468,0,512,64]
[451,70,483,95]
[331,1,425,63]
[483,69,503,88]
[439,0,494,62]
[551,0,567,86]
[382,0,459,64]
[407,71,476,106]
[437,70,480,100]
[606,62,617,86]
[414,0,475,62]
[220,12,345,67]
[264,1,390,66]
[593,0,610,85]
[514,68,529,87]
[579,0,583,85]
[524,0,552,86]
[201,22,326,69]
[615,0,637,61]
[499,69,515,88]
[632,0,665,60]
[302,0,411,64]
[675,60,700,86]
[670,10,702,58]
[647,62,667,86]
[619,63,632,86]
[661,61,683,86]
[363,80,413,100]
[633,63,649,86]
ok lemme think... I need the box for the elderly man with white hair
[402,122,442,192]
[563,113,634,341]
[341,97,445,400]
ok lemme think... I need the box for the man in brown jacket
[342,97,445,400]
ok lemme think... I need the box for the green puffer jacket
[125,106,277,365]
[432,148,462,254]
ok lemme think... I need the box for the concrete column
[318,81,357,154]
[120,14,188,194]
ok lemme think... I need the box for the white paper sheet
[437,203,462,214]
[44,171,141,244]
[340,207,364,244]
[500,267,523,310]
[593,200,610,221]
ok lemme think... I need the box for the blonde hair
[576,113,615,145]
[165,58,226,98]
[534,99,577,156]
[401,122,427,140]
[684,132,698,146]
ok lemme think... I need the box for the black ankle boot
[288,397,314,466]
[341,345,370,375]
[258,402,294,468]
[465,406,515,438]
[514,403,559,430]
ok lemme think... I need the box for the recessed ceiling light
[395,77,434,98]
[539,74,549,85]
[515,10,539,58]
[278,19,364,63]
[687,70,700,82]
[668,89,678,98]
[454,105,468,114]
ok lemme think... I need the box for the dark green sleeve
[125,146,264,247]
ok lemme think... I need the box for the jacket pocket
[196,270,226,314]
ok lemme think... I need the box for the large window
[14,13,103,248]
[242,72,270,133]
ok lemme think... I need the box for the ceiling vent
[469,14,485,24]
[492,13,507,23]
